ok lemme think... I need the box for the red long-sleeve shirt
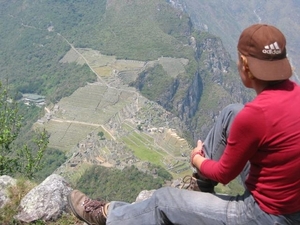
[200,80,300,215]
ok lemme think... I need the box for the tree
[97,131,105,140]
[18,129,49,179]
[0,82,48,179]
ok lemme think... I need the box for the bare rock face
[14,174,72,223]
[0,175,16,208]
[135,190,155,203]
[134,178,185,203]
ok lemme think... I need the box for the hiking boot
[180,172,216,193]
[67,190,109,225]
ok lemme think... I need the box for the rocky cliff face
[134,31,253,143]
[175,71,203,122]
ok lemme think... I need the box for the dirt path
[51,118,116,140]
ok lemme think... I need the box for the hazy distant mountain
[178,0,300,82]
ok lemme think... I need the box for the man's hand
[190,140,207,178]
[190,140,205,165]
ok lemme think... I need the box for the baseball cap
[237,24,292,81]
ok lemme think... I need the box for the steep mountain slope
[178,0,300,82]
[0,0,250,195]
[0,0,252,142]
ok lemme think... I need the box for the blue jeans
[106,104,300,225]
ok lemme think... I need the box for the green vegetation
[148,164,173,181]
[0,178,77,225]
[135,64,175,102]
[120,123,191,177]
[0,0,201,150]
[123,135,165,167]
[76,165,171,203]
[97,131,105,140]
[95,0,194,60]
[0,0,198,104]
[33,148,67,182]
[0,80,66,182]
[0,1,98,102]
[0,179,36,225]
[0,1,249,217]
[0,82,49,179]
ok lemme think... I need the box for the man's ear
[240,55,248,70]
[240,55,254,79]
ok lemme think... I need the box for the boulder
[0,175,16,208]
[14,174,72,223]
[135,190,155,203]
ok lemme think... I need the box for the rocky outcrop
[14,174,72,223]
[1,174,186,223]
[0,174,154,223]
[0,175,16,208]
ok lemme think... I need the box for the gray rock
[14,174,72,223]
[0,175,16,208]
[135,190,155,203]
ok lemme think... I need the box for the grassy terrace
[35,46,193,178]
[122,135,165,167]
[120,122,191,176]
[121,123,166,166]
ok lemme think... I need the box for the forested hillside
[0,0,251,203]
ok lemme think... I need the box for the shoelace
[83,198,107,217]
[180,175,196,190]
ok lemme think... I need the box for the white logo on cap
[262,42,282,54]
